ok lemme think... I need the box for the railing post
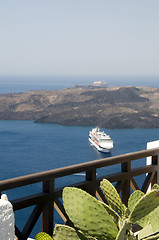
[152,154,159,186]
[121,161,131,205]
[86,169,96,197]
[42,179,54,237]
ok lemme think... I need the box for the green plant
[35,180,159,240]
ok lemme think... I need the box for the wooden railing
[0,147,159,239]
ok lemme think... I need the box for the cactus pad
[138,224,159,240]
[128,190,150,228]
[63,187,118,239]
[142,233,159,240]
[137,223,153,240]
[152,183,159,190]
[100,201,121,226]
[53,225,91,240]
[100,179,126,216]
[143,235,159,240]
[128,190,144,213]
[149,206,159,233]
[129,189,159,223]
[35,232,52,240]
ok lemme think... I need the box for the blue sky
[0,0,159,77]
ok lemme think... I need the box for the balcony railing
[0,147,159,240]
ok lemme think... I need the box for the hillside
[0,86,159,128]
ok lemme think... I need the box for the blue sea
[0,76,159,238]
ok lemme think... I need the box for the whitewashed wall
[0,194,14,240]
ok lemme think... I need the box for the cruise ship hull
[89,127,113,153]
[89,137,111,153]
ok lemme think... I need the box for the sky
[0,0,159,78]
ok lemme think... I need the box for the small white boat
[89,127,113,153]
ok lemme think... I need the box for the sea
[0,75,159,238]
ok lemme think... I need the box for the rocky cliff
[0,86,159,128]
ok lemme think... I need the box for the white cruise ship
[89,127,113,153]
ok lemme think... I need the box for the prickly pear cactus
[149,207,159,234]
[53,225,92,240]
[63,187,118,240]
[142,233,159,240]
[35,232,52,240]
[129,189,159,224]
[128,190,150,228]
[138,222,159,240]
[128,190,144,213]
[148,193,159,234]
[115,218,132,240]
[100,201,121,226]
[100,179,126,216]
[149,183,159,234]
[152,183,159,190]
[35,180,159,240]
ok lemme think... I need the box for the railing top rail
[0,147,159,191]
